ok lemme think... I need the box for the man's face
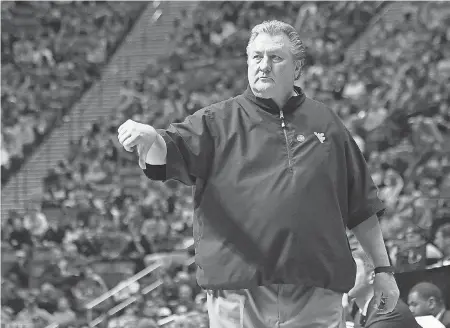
[348,258,372,299]
[247,33,298,103]
[408,291,431,316]
[435,230,450,256]
[17,255,26,265]
[178,284,192,300]
[13,218,23,229]
[58,297,70,311]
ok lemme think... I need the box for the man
[408,282,450,328]
[52,297,77,327]
[348,249,420,328]
[433,223,450,267]
[6,250,30,288]
[23,204,49,239]
[118,20,399,327]
[42,219,67,245]
[8,216,33,250]
[15,290,54,328]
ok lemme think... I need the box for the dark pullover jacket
[144,85,385,293]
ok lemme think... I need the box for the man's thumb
[138,145,150,169]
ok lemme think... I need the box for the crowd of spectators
[1,1,145,184]
[2,2,450,328]
[301,2,450,272]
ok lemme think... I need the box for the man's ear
[294,60,303,80]
[428,296,438,310]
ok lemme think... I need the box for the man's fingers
[118,122,127,134]
[123,135,139,149]
[118,128,129,139]
[118,119,132,134]
[383,297,396,314]
[383,292,398,314]
[118,132,131,145]
[373,291,382,310]
[120,134,134,148]
[375,293,395,314]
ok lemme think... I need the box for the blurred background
[1,1,449,328]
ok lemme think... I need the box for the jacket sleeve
[345,129,385,230]
[143,108,215,186]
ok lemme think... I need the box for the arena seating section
[2,2,450,328]
[1,1,145,184]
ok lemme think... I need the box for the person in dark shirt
[41,221,66,245]
[408,282,450,328]
[121,231,153,273]
[118,20,399,328]
[348,249,421,328]
[6,250,30,288]
[1,279,25,315]
[8,217,33,250]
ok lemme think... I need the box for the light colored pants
[206,284,345,328]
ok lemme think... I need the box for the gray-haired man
[118,20,399,328]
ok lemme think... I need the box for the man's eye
[253,55,261,59]
[272,56,282,61]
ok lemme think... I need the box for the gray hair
[246,20,306,77]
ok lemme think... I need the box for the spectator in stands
[15,290,54,328]
[72,229,99,258]
[109,306,140,328]
[347,249,420,328]
[42,219,67,245]
[1,279,25,315]
[5,250,30,289]
[8,215,33,251]
[36,283,60,314]
[23,204,49,240]
[121,229,153,273]
[408,282,450,328]
[41,256,82,299]
[113,279,140,303]
[136,318,158,328]
[52,297,77,327]
[1,306,15,325]
[72,266,109,309]
[176,283,195,312]
[434,223,450,266]
[118,20,399,327]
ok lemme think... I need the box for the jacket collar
[243,84,306,115]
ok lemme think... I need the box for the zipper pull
[280,110,286,128]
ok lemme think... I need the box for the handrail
[45,324,59,328]
[158,314,180,326]
[86,261,161,310]
[89,280,164,327]
[89,255,195,327]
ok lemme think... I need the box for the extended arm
[118,108,215,185]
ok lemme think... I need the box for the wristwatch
[374,265,396,275]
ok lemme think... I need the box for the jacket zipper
[279,110,292,170]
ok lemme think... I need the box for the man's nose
[259,57,271,73]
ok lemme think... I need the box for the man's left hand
[373,272,400,314]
